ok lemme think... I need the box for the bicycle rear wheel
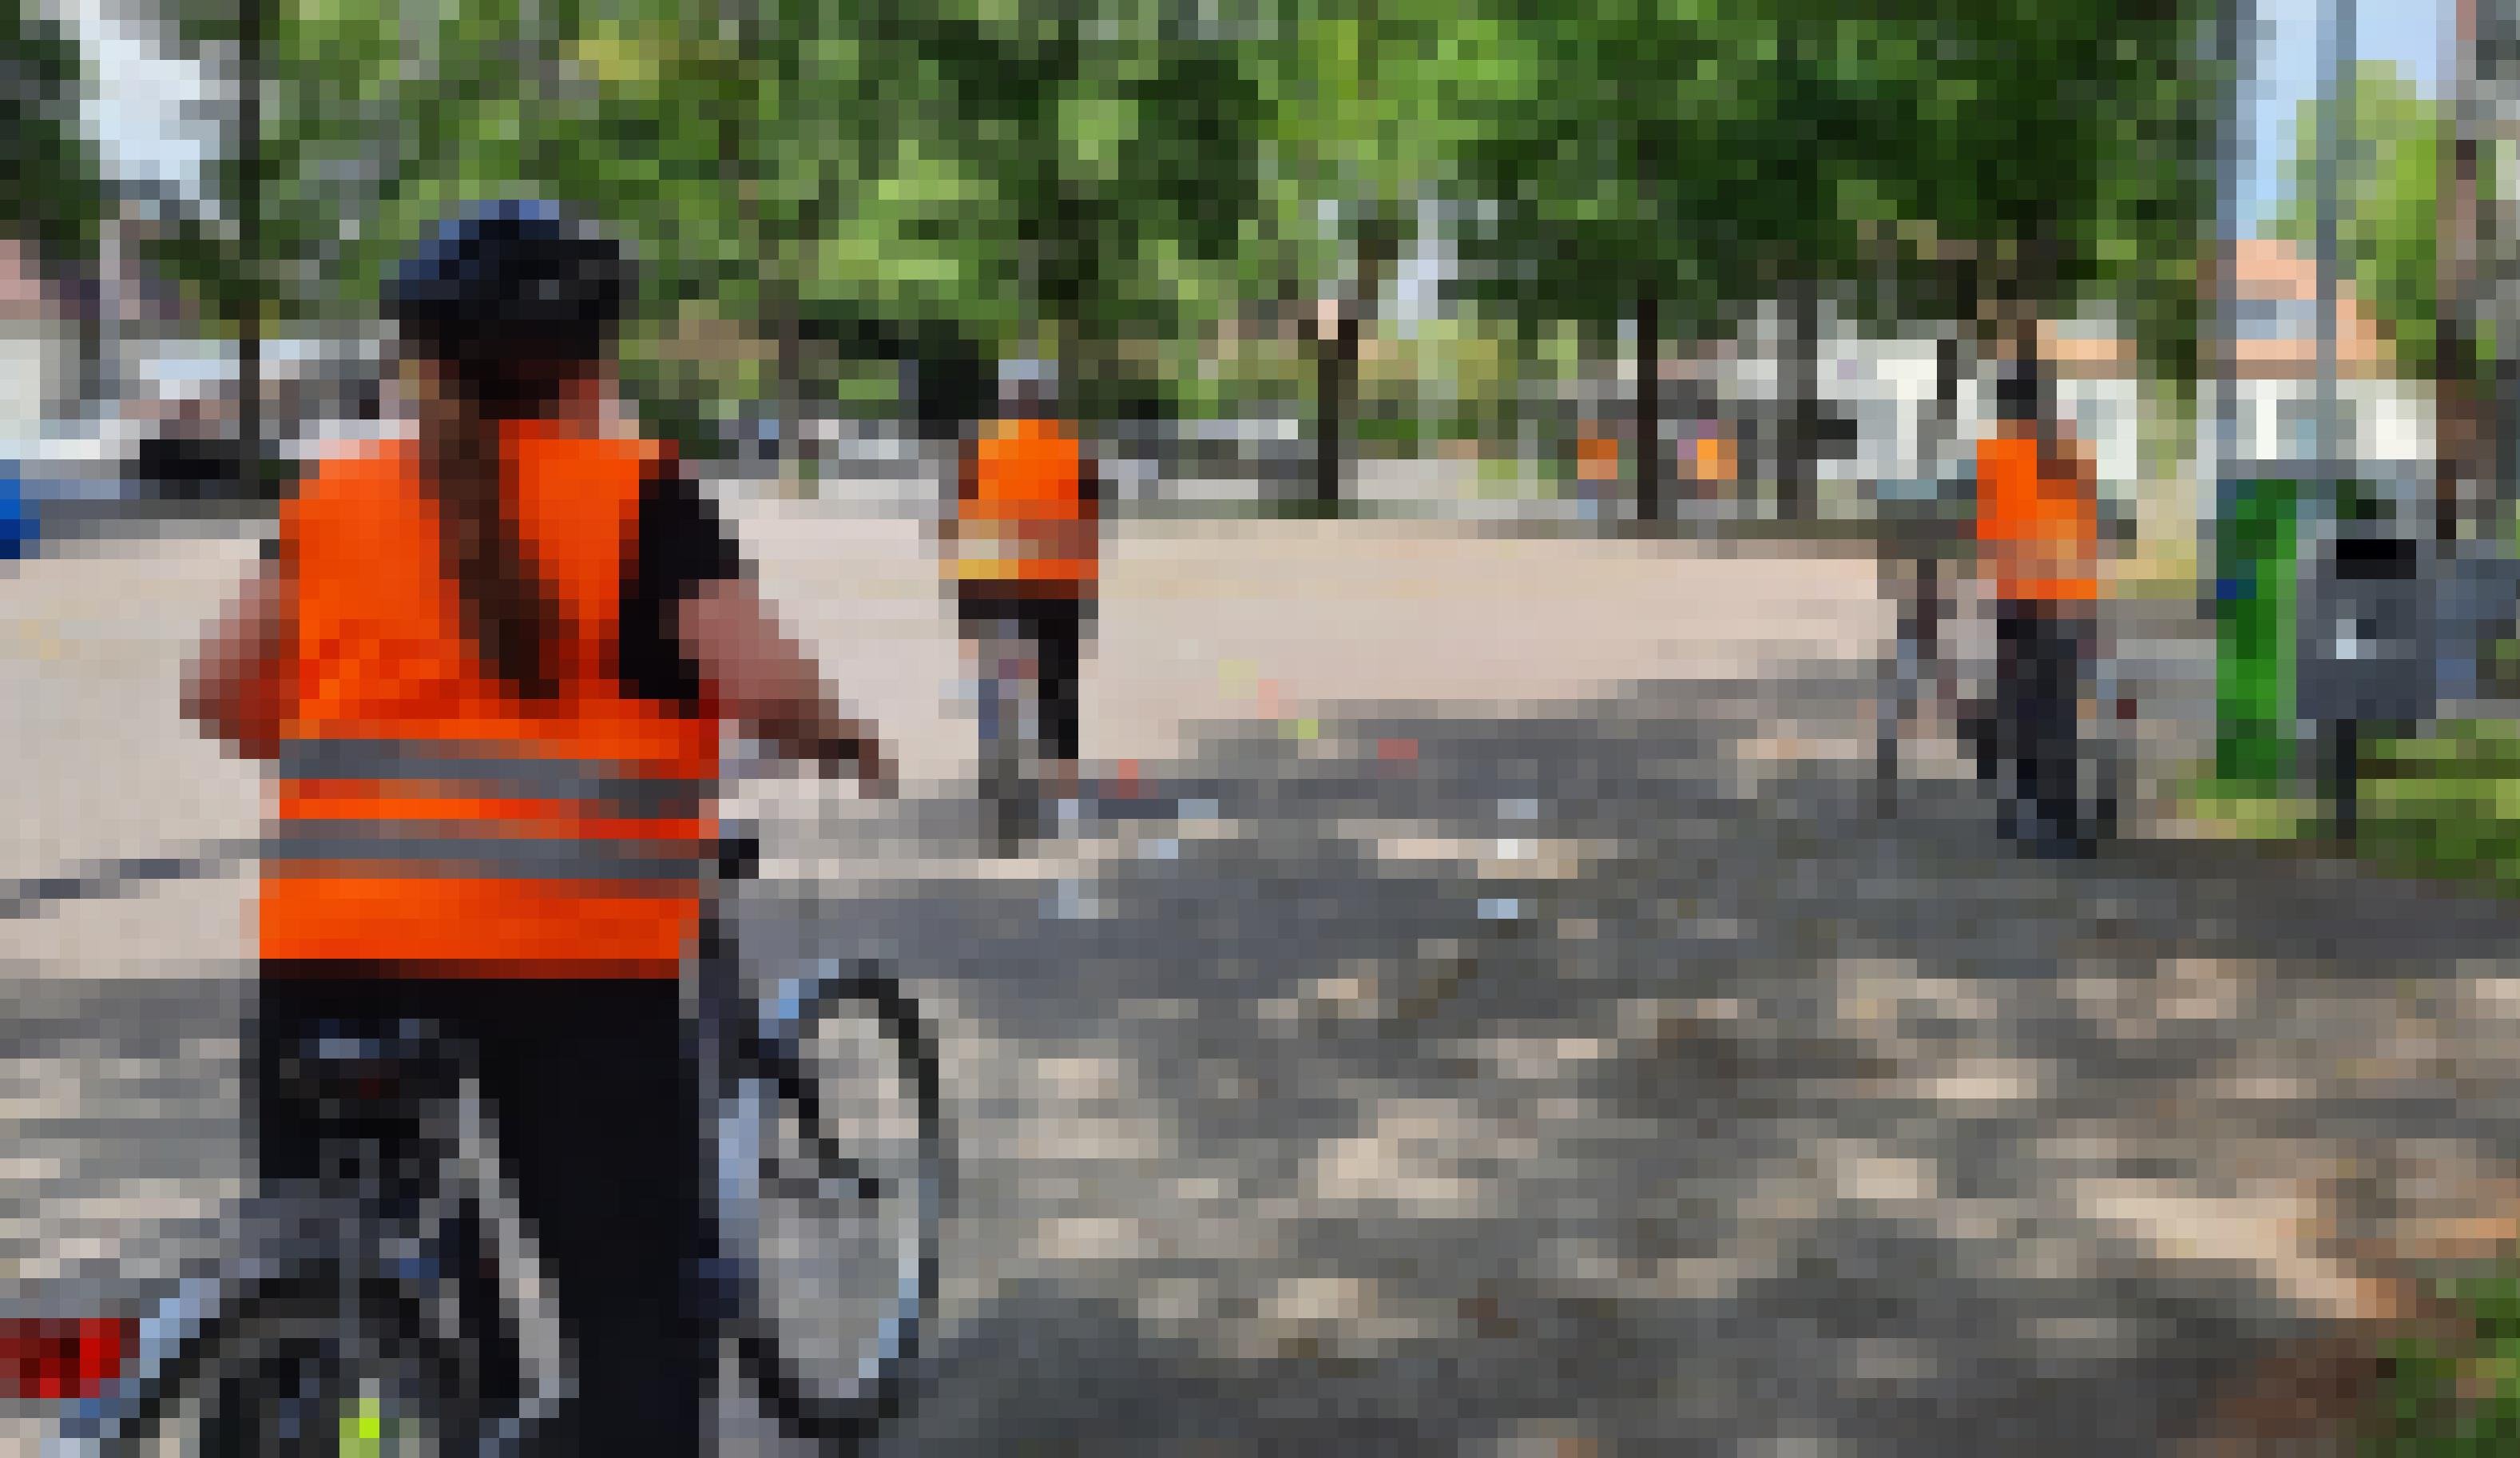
[64,1279,488,1458]
[978,617,1042,853]
[719,966,946,1446]
[204,1345,459,1458]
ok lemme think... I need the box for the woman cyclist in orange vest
[180,199,893,1454]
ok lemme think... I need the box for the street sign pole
[2314,0,2361,840]
[2212,0,2252,582]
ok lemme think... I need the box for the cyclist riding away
[179,198,894,1455]
[943,356,1103,824]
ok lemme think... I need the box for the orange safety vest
[260,423,720,978]
[1693,433,1736,486]
[1974,432,2098,603]
[1576,434,1620,483]
[954,417,1095,594]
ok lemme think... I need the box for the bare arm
[939,442,974,550]
[675,577,895,794]
[181,559,292,761]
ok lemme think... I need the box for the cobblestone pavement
[3,486,2513,1456]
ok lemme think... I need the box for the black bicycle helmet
[384,198,633,418]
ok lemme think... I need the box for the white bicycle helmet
[997,356,1058,414]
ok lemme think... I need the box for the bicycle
[47,779,948,1456]
[1871,479,1970,812]
[972,610,1046,856]
[48,1012,566,1457]
[1871,524,2127,846]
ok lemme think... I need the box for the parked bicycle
[1872,466,1971,812]
[46,776,948,1457]
[1872,515,2128,846]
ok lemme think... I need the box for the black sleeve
[617,455,747,712]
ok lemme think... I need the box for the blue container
[0,462,35,562]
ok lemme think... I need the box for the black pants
[1993,602,2092,845]
[957,590,1089,764]
[250,973,709,1456]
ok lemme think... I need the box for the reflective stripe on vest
[276,740,712,822]
[264,826,702,883]
[270,736,708,886]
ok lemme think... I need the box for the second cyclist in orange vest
[943,358,1102,817]
[180,200,893,1455]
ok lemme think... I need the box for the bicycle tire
[2090,734,2125,844]
[978,618,1042,853]
[720,964,948,1448]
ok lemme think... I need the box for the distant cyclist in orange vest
[943,357,1101,820]
[180,200,892,1454]
[1974,360,2101,858]
[1574,419,1619,525]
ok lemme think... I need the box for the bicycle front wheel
[719,967,946,1446]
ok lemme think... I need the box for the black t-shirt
[263,455,745,712]
[615,456,745,709]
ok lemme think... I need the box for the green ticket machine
[2214,477,2299,790]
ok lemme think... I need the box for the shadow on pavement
[14,654,2512,1453]
[731,660,2520,1456]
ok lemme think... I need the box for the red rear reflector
[1,1317,133,1400]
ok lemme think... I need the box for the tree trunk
[1935,331,1962,442]
[75,290,105,419]
[2439,33,2480,546]
[1311,217,1400,517]
[1635,283,1661,524]
[238,0,267,500]
[1781,276,1820,522]
[772,269,804,489]
[1313,310,1351,513]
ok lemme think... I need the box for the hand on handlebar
[852,742,899,800]
[806,726,895,799]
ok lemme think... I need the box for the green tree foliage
[1246,0,1456,507]
[813,0,1276,420]
[0,0,105,274]
[1437,0,2223,410]
[215,0,1280,427]
[1434,0,1956,516]
[2270,60,2492,383]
